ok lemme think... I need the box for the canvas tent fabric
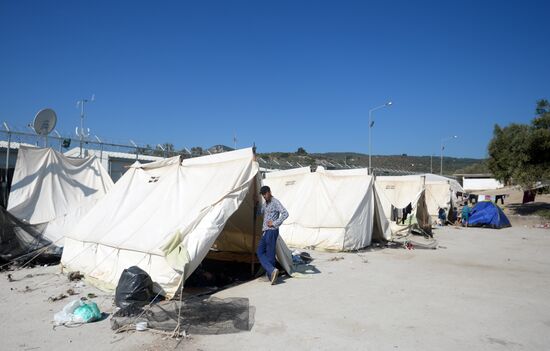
[6,146,113,245]
[61,148,292,297]
[468,201,511,228]
[422,174,463,216]
[375,174,463,220]
[374,176,431,234]
[375,176,424,218]
[262,167,391,251]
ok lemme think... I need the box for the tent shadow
[507,202,550,216]
[97,312,110,322]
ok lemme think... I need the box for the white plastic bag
[54,299,86,326]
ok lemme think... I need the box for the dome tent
[468,201,511,229]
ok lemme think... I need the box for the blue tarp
[468,201,511,229]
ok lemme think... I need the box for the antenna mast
[76,94,94,157]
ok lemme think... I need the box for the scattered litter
[87,293,97,299]
[48,293,68,302]
[54,299,102,326]
[73,301,102,323]
[291,250,313,264]
[74,281,85,288]
[115,266,155,308]
[7,273,14,282]
[66,289,78,296]
[405,242,415,250]
[438,245,448,249]
[68,271,84,281]
[533,223,550,229]
[329,256,344,261]
[291,250,303,264]
[135,321,148,331]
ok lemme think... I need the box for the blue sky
[1,0,548,158]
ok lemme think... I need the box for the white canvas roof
[263,166,391,251]
[61,148,291,297]
[7,146,114,244]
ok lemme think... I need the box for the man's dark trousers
[257,228,279,276]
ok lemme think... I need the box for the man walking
[257,185,288,285]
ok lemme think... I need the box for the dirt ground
[1,225,549,351]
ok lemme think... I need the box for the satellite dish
[33,108,57,135]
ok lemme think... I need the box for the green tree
[296,147,307,155]
[190,146,203,156]
[487,99,550,188]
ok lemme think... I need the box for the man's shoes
[270,268,279,285]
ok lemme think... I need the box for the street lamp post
[368,101,392,174]
[440,135,458,175]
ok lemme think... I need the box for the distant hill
[256,151,484,176]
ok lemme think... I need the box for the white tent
[374,175,431,234]
[376,174,463,219]
[262,167,391,251]
[62,148,291,297]
[420,174,463,217]
[7,146,113,245]
[375,176,424,218]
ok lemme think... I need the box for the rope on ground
[171,275,186,338]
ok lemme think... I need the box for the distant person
[452,207,459,224]
[461,203,472,227]
[257,186,289,285]
[438,207,447,226]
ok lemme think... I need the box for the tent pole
[252,178,257,276]
[251,143,257,276]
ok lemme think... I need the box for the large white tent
[7,146,113,245]
[420,174,463,217]
[62,148,292,297]
[262,167,391,251]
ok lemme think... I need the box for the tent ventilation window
[148,176,160,183]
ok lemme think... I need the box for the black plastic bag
[114,266,154,308]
